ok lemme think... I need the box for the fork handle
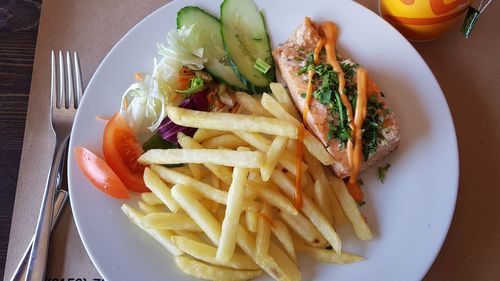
[10,189,68,281]
[25,135,69,281]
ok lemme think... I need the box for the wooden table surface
[0,0,41,278]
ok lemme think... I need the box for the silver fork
[25,50,83,281]
[10,138,70,281]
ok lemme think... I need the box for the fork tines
[51,50,83,109]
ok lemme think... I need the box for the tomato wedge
[103,113,149,192]
[74,146,129,199]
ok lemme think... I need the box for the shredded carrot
[134,72,144,82]
[294,124,305,210]
[176,66,195,91]
[260,213,275,227]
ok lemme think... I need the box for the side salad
[76,0,276,198]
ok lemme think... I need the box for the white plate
[68,0,458,280]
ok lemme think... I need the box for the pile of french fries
[122,83,373,281]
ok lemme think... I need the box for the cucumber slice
[177,6,245,89]
[221,0,275,93]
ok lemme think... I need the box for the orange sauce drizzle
[319,22,356,166]
[297,19,368,203]
[346,68,368,202]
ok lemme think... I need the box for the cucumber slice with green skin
[176,6,246,90]
[221,0,275,93]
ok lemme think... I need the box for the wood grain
[0,0,41,278]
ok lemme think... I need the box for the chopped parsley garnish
[297,53,315,75]
[361,95,389,160]
[297,51,390,158]
[377,163,391,183]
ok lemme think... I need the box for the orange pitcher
[379,0,471,41]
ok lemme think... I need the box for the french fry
[303,150,334,225]
[256,203,272,263]
[121,204,183,256]
[202,134,249,149]
[188,163,203,180]
[141,213,202,232]
[291,231,306,252]
[271,220,296,262]
[177,133,233,185]
[260,93,335,165]
[167,105,298,138]
[137,201,169,214]
[210,175,221,213]
[278,208,327,248]
[193,128,225,143]
[268,242,301,281]
[245,210,259,233]
[313,180,333,223]
[304,246,364,264]
[244,201,262,213]
[261,136,288,181]
[143,167,180,212]
[285,171,308,192]
[217,164,249,262]
[171,236,259,270]
[329,176,373,240]
[173,230,203,243]
[302,172,315,198]
[271,170,342,253]
[236,225,292,281]
[171,184,222,245]
[233,131,308,175]
[174,256,261,281]
[234,91,272,116]
[151,165,228,205]
[330,187,348,226]
[287,140,297,155]
[138,148,265,168]
[215,205,226,223]
[246,180,298,215]
[269,82,301,120]
[170,165,193,177]
[140,192,162,205]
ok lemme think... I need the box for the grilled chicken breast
[273,19,400,178]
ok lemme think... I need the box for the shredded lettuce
[153,25,207,99]
[120,75,166,139]
[120,25,209,140]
